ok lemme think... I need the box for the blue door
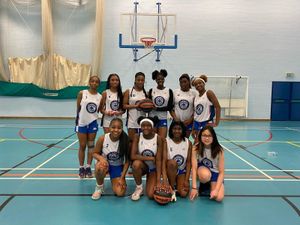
[290,82,300,121]
[271,82,291,121]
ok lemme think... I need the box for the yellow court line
[287,141,300,148]
[0,139,5,143]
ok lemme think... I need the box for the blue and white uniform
[166,137,189,175]
[149,87,171,127]
[127,88,146,129]
[193,91,215,131]
[138,133,158,172]
[173,89,197,130]
[102,90,122,128]
[76,90,101,133]
[197,148,220,182]
[101,133,124,179]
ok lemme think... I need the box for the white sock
[86,164,91,168]
[96,183,103,188]
[137,184,143,189]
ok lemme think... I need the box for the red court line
[18,128,78,150]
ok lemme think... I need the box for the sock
[86,164,91,168]
[96,183,104,188]
[137,184,143,189]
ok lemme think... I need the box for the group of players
[75,69,224,202]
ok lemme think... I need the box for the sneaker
[78,167,85,179]
[171,191,177,202]
[131,186,143,201]
[85,167,93,178]
[91,185,104,200]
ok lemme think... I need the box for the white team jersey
[193,91,213,123]
[101,133,123,166]
[138,133,157,170]
[149,87,170,120]
[173,89,197,122]
[78,90,102,126]
[166,137,189,171]
[197,148,219,173]
[102,89,122,127]
[127,88,147,128]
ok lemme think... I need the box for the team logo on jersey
[110,100,119,111]
[107,152,120,161]
[86,103,97,113]
[154,96,165,106]
[179,99,189,110]
[195,104,204,115]
[141,149,154,157]
[202,158,213,168]
[173,154,184,167]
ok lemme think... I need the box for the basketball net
[140,37,156,48]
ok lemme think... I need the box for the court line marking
[1,168,300,172]
[0,139,5,143]
[1,177,300,181]
[0,138,77,142]
[22,140,78,179]
[287,141,300,148]
[285,127,300,133]
[222,144,273,180]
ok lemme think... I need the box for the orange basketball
[138,99,155,113]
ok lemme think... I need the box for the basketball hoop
[140,37,156,48]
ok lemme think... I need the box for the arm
[75,91,83,125]
[189,145,199,200]
[130,134,155,161]
[161,139,168,183]
[92,136,107,162]
[210,150,225,199]
[185,140,192,185]
[123,89,138,110]
[155,136,164,183]
[207,90,221,127]
[99,91,107,115]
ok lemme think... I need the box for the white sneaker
[171,191,177,202]
[91,185,104,200]
[131,186,143,201]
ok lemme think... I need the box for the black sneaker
[85,167,93,178]
[199,182,210,196]
[79,167,85,179]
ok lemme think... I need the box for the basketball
[153,184,173,205]
[138,99,155,113]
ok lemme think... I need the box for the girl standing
[171,74,197,138]
[192,75,221,141]
[75,75,102,178]
[149,69,174,138]
[100,73,124,133]
[123,72,148,142]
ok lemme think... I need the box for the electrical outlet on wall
[286,72,295,78]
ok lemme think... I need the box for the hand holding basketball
[138,99,155,113]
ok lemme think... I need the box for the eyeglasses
[201,134,212,138]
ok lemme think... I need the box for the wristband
[192,187,198,190]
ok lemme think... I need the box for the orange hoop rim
[140,37,157,48]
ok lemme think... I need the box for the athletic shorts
[193,120,210,131]
[75,120,98,134]
[197,162,219,182]
[155,119,168,128]
[109,165,123,179]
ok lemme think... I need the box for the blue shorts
[156,119,168,128]
[186,123,193,131]
[197,162,219,182]
[177,168,186,175]
[109,165,123,179]
[193,120,210,131]
[75,120,98,134]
